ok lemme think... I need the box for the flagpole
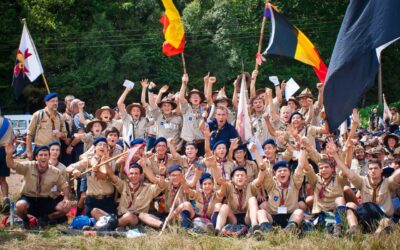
[181,53,187,74]
[378,64,383,104]
[255,1,269,70]
[21,19,50,94]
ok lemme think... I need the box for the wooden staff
[181,53,187,74]
[255,0,269,70]
[158,186,182,236]
[70,150,129,181]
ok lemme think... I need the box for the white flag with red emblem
[124,143,145,176]
[235,74,253,143]
[12,23,44,98]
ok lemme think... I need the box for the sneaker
[250,225,262,235]
[1,198,10,214]
[333,224,343,237]
[284,222,297,232]
[115,226,127,232]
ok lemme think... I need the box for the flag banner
[124,143,145,176]
[12,23,44,98]
[383,94,392,121]
[324,0,400,132]
[262,4,327,83]
[160,0,185,56]
[235,74,253,143]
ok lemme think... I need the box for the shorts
[79,175,88,193]
[272,213,292,228]
[85,196,117,217]
[352,202,389,232]
[234,213,247,225]
[19,195,63,218]
[149,210,169,222]
[0,148,10,177]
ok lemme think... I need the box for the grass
[1,225,400,250]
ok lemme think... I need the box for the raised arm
[326,138,356,181]
[227,138,239,162]
[250,70,258,98]
[187,165,202,188]
[274,81,284,105]
[206,76,216,106]
[148,82,157,110]
[249,142,266,187]
[155,85,169,107]
[140,79,149,107]
[316,82,324,109]
[167,138,179,159]
[232,77,239,111]
[118,84,134,113]
[179,73,189,104]
[202,125,212,157]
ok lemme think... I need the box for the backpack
[70,215,96,229]
[33,109,63,142]
[221,224,248,237]
[93,214,118,231]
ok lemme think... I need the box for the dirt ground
[6,171,23,199]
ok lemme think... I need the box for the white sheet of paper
[285,78,300,101]
[269,76,280,86]
[123,80,135,89]
[247,136,265,159]
[51,185,57,192]
[277,206,288,214]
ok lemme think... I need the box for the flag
[235,74,253,143]
[12,23,44,98]
[262,4,327,83]
[383,94,392,121]
[160,0,185,56]
[323,0,400,132]
[123,143,145,176]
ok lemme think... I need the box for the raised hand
[352,108,360,125]
[182,74,189,85]
[160,85,169,94]
[140,79,149,89]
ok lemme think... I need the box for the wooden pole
[181,53,187,74]
[158,187,182,236]
[70,150,129,181]
[378,64,383,105]
[41,73,50,94]
[255,1,269,70]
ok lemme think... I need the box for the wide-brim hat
[214,93,232,107]
[255,88,266,97]
[383,133,399,148]
[95,106,116,120]
[126,103,145,117]
[158,97,177,110]
[297,88,314,99]
[86,118,107,133]
[186,89,205,103]
[287,97,300,108]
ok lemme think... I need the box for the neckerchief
[277,180,290,206]
[156,153,168,164]
[235,187,244,211]
[128,183,141,208]
[169,185,180,207]
[45,110,57,130]
[36,164,48,195]
[369,178,383,204]
[186,156,198,167]
[216,158,227,179]
[201,191,212,218]
[318,176,335,199]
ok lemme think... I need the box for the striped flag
[160,0,185,56]
[235,74,253,143]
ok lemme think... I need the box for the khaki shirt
[180,102,204,142]
[207,159,235,181]
[188,190,223,218]
[351,175,400,216]
[233,160,259,182]
[150,108,183,147]
[105,119,123,133]
[115,179,163,215]
[173,155,205,189]
[225,181,259,214]
[144,153,177,178]
[306,169,348,214]
[251,113,272,144]
[288,125,323,149]
[120,110,150,143]
[14,160,67,198]
[27,109,67,146]
[163,181,187,213]
[264,170,304,214]
[50,162,68,197]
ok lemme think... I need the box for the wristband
[148,88,156,94]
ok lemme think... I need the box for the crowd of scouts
[0,70,400,237]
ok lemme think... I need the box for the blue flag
[323,0,400,132]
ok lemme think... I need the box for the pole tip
[21,18,26,24]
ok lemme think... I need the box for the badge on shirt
[188,116,193,121]
[273,196,279,202]
[160,121,164,126]
[277,206,288,214]
[51,185,58,192]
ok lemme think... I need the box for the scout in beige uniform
[73,118,107,152]
[69,137,118,217]
[262,159,306,231]
[207,140,235,182]
[5,144,70,227]
[297,86,324,126]
[178,74,206,155]
[327,139,400,234]
[26,93,67,160]
[144,137,177,178]
[213,143,268,235]
[228,141,258,182]
[117,83,151,144]
[48,141,68,190]
[95,106,123,133]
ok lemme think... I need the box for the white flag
[235,73,253,143]
[285,78,300,101]
[383,94,392,121]
[14,23,43,82]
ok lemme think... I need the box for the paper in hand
[285,78,300,101]
[269,76,280,86]
[123,80,135,89]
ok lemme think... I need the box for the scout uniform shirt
[27,109,67,146]
[105,119,123,133]
[251,113,276,144]
[188,190,223,219]
[180,102,204,143]
[120,110,150,143]
[264,169,305,214]
[305,169,348,214]
[173,155,205,189]
[224,181,259,214]
[150,108,183,147]
[288,125,324,149]
[49,161,68,198]
[144,153,177,179]
[233,160,259,183]
[163,181,187,213]
[72,156,115,197]
[114,179,164,215]
[13,160,68,199]
[207,158,235,182]
[350,174,400,216]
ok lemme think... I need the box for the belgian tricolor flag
[262,4,327,83]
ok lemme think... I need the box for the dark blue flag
[323,0,400,132]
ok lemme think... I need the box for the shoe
[375,218,393,236]
[284,222,299,235]
[333,224,343,237]
[82,225,93,231]
[1,198,10,214]
[115,226,127,232]
[205,223,215,235]
[250,225,262,235]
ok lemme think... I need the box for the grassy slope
[1,225,400,250]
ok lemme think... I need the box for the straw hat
[126,103,145,117]
[95,106,116,120]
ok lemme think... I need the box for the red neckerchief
[156,153,168,164]
[36,164,48,194]
[201,191,212,218]
[277,180,290,206]
[169,185,180,206]
[234,186,245,211]
[128,183,141,208]
[216,157,227,179]
[186,156,198,166]
[318,176,334,199]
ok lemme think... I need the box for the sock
[260,222,272,231]
[180,210,192,229]
[335,205,346,225]
[211,212,219,227]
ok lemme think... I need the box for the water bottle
[10,199,14,229]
